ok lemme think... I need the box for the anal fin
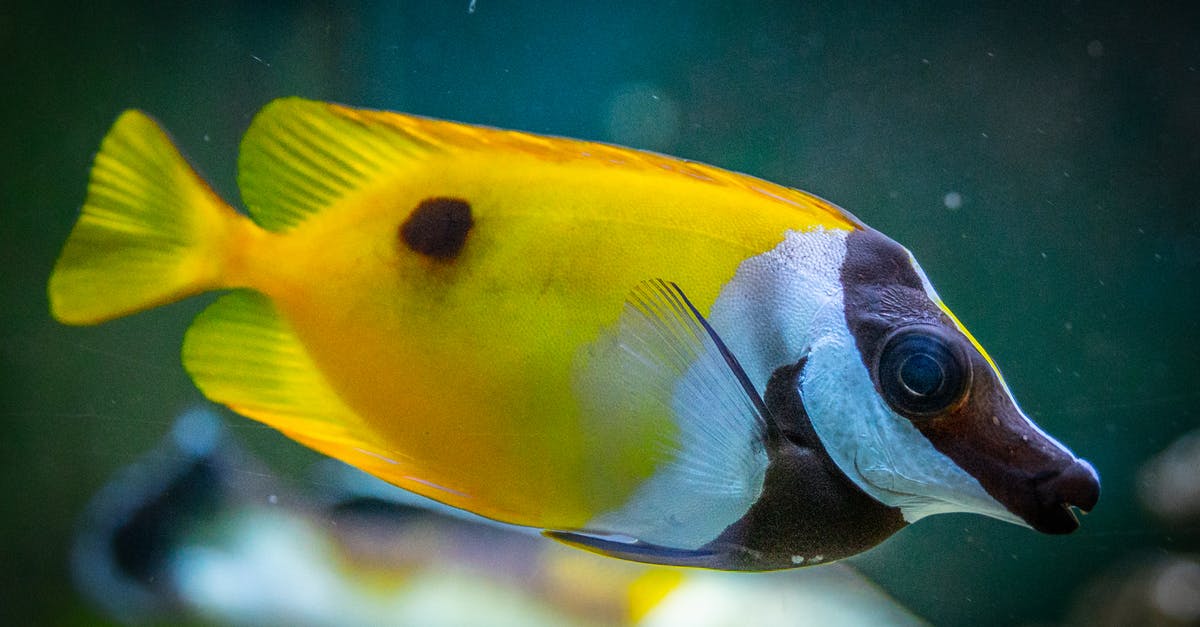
[545,530,728,569]
[181,291,409,483]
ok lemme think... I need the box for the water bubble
[1139,429,1200,525]
[943,191,963,210]
[604,82,681,151]
[1152,559,1200,621]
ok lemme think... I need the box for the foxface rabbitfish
[50,99,1099,570]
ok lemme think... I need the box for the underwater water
[2,1,1197,625]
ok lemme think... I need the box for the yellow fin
[237,98,437,231]
[182,290,407,482]
[237,97,858,232]
[50,111,244,324]
[331,101,859,226]
[183,291,367,440]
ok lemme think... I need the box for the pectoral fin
[575,279,770,550]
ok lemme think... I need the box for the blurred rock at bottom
[71,406,927,626]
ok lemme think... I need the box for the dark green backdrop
[2,2,1196,624]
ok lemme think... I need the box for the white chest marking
[707,228,849,392]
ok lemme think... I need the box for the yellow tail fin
[49,110,249,325]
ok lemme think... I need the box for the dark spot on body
[400,197,473,260]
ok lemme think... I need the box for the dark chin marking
[400,197,474,260]
[705,360,905,570]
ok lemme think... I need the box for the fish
[49,98,1100,571]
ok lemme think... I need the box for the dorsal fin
[237,98,436,231]
[237,97,858,232]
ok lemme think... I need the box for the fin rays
[238,97,855,232]
[49,110,243,324]
[576,280,769,549]
[238,98,439,231]
[182,290,385,454]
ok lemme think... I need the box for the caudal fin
[49,111,249,325]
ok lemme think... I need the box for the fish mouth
[1024,458,1101,534]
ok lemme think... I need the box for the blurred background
[1,1,1197,625]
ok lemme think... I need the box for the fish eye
[877,325,972,418]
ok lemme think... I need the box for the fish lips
[1020,457,1101,534]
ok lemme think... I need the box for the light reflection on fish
[50,98,1099,570]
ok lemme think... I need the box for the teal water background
[2,2,1197,624]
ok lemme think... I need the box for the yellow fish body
[51,98,1098,570]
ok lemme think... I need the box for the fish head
[798,228,1099,533]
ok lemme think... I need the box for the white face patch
[711,229,1020,526]
[581,228,1038,552]
[799,301,1021,525]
